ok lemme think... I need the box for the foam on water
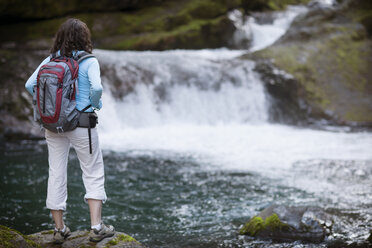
[98,122,372,172]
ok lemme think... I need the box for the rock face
[239,205,332,242]
[0,0,310,51]
[0,49,45,141]
[244,0,372,126]
[0,225,144,248]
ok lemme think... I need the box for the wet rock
[0,49,45,141]
[253,60,310,124]
[28,229,144,248]
[327,239,372,248]
[0,225,39,248]
[0,225,145,248]
[244,1,372,127]
[239,205,332,242]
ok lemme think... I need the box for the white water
[229,5,307,51]
[96,49,267,127]
[96,1,372,198]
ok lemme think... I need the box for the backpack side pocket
[33,86,40,122]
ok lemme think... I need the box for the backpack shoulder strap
[50,52,58,60]
[74,51,96,64]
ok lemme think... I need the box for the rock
[244,1,372,126]
[0,0,313,51]
[239,205,332,242]
[0,49,45,141]
[327,239,372,248]
[28,229,145,248]
[253,60,310,124]
[0,225,42,248]
[0,225,145,248]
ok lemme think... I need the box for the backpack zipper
[43,84,46,113]
[40,66,63,72]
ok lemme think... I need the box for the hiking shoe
[89,223,115,242]
[53,226,71,244]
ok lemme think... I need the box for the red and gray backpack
[33,52,95,133]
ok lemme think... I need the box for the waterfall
[95,4,313,131]
[228,6,307,51]
[96,49,267,130]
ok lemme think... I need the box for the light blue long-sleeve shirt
[25,50,102,112]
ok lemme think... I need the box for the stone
[244,0,372,126]
[28,229,145,248]
[239,205,332,243]
[0,225,144,248]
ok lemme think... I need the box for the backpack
[33,51,95,133]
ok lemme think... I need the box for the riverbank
[244,0,372,126]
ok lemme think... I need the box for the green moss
[109,15,230,50]
[239,214,289,236]
[239,216,264,235]
[0,225,17,248]
[105,234,139,248]
[78,244,96,248]
[0,225,41,248]
[264,213,290,231]
[181,0,227,19]
[252,20,372,123]
[68,231,90,240]
[40,230,54,235]
[267,0,310,10]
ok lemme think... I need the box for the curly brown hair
[50,18,93,57]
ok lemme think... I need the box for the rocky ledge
[0,225,145,248]
[239,205,372,247]
[244,0,372,127]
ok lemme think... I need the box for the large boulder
[239,205,332,242]
[0,49,45,141]
[0,225,144,248]
[244,0,372,126]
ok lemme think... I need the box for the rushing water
[1,1,372,247]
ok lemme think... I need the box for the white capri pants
[45,127,107,211]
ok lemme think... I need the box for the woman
[25,18,114,244]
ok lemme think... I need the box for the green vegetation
[40,230,54,235]
[250,19,372,123]
[239,214,290,236]
[105,234,139,247]
[0,225,41,248]
[0,0,311,51]
[68,231,90,240]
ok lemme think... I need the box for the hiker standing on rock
[25,18,115,244]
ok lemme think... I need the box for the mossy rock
[244,3,372,126]
[105,234,140,247]
[239,214,290,236]
[0,225,41,248]
[105,15,236,50]
[0,49,45,141]
[239,205,331,242]
[28,228,144,248]
[239,0,311,13]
